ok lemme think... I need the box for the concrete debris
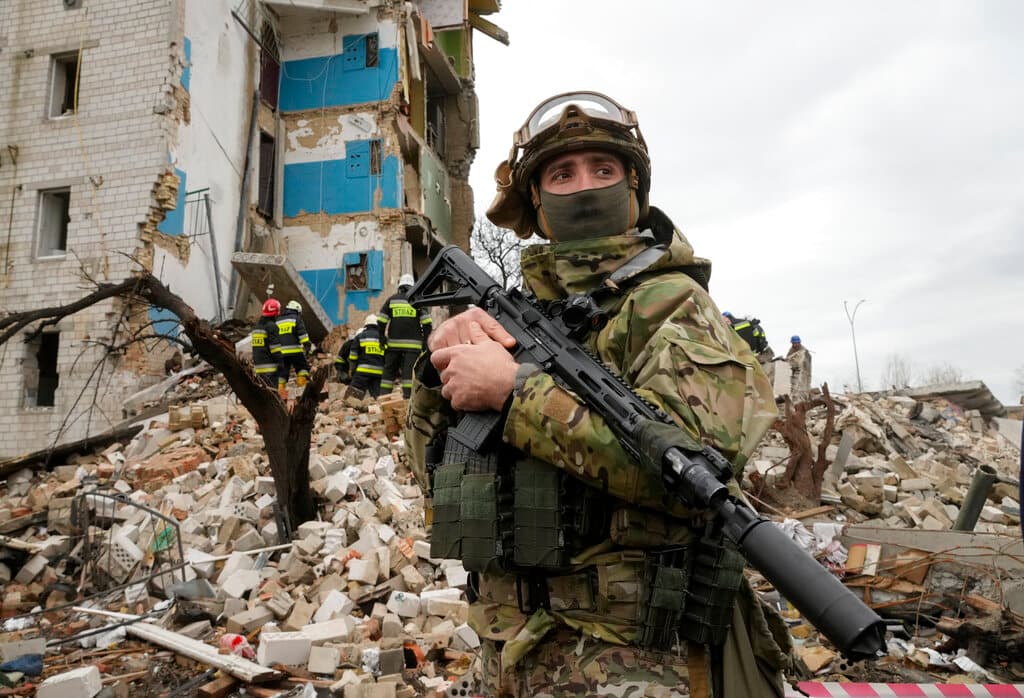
[749,391,1024,684]
[0,381,479,696]
[2,372,1021,691]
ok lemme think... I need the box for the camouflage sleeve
[404,353,455,490]
[502,272,777,514]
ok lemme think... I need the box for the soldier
[405,92,792,697]
[347,314,384,398]
[275,300,311,398]
[378,273,433,398]
[251,299,282,387]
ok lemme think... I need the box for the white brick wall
[0,0,181,456]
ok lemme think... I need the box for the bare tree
[880,353,913,390]
[920,362,964,386]
[470,217,537,289]
[0,273,324,533]
[1015,366,1024,402]
[771,384,836,505]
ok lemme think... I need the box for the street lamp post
[844,300,866,392]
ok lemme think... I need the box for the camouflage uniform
[406,216,792,697]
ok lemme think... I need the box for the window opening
[258,132,276,217]
[426,93,446,156]
[37,188,71,257]
[345,254,369,291]
[49,52,80,118]
[25,332,60,408]
[366,33,379,68]
[259,22,280,109]
[370,139,382,176]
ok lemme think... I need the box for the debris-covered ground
[0,367,1021,696]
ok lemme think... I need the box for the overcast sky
[467,2,1024,404]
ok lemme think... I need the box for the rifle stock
[408,245,886,659]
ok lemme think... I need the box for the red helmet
[262,299,281,317]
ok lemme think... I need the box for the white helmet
[398,273,414,288]
[365,314,378,326]
[286,300,302,312]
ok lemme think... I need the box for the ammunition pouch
[429,462,463,560]
[431,412,514,573]
[682,526,745,646]
[512,458,607,573]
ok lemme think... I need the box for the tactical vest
[429,260,746,650]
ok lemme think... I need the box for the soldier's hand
[432,336,518,412]
[427,307,516,353]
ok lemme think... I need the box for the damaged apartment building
[0,0,505,457]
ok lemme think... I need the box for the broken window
[370,139,382,176]
[37,187,71,257]
[49,52,80,118]
[426,93,446,157]
[24,332,60,408]
[259,22,280,109]
[257,131,276,218]
[365,33,379,68]
[345,254,369,291]
[343,33,379,72]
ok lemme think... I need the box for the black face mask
[537,179,632,242]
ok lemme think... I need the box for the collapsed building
[0,0,505,457]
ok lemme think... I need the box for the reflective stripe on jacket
[275,309,310,354]
[350,325,385,375]
[379,289,432,350]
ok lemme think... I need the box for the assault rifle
[407,245,886,660]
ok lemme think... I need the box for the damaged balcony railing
[33,490,189,617]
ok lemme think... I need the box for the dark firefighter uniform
[250,316,281,387]
[730,317,769,354]
[275,306,311,387]
[349,323,384,398]
[378,289,432,397]
[334,337,354,384]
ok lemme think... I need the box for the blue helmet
[791,335,801,343]
[722,311,734,319]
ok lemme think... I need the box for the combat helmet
[486,91,651,239]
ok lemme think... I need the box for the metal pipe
[953,464,999,531]
[203,193,225,322]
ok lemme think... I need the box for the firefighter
[378,273,432,398]
[348,314,384,398]
[276,299,311,397]
[725,311,776,383]
[251,299,282,388]
[334,335,354,384]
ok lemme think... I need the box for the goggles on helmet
[510,91,643,166]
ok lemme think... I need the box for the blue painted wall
[149,307,182,338]
[182,37,191,92]
[298,250,384,324]
[158,167,188,236]
[279,37,398,111]
[283,149,400,217]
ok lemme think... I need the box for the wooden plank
[72,607,279,683]
[789,505,835,520]
[0,512,47,535]
[198,674,238,698]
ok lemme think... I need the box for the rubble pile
[747,392,1024,684]
[0,377,1021,695]
[0,385,476,697]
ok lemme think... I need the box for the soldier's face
[538,149,626,196]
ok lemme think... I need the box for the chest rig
[427,241,745,649]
